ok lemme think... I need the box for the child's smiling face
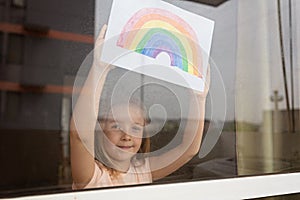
[102,104,145,162]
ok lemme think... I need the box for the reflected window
[7,34,24,65]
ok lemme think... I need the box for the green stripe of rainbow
[117,8,202,77]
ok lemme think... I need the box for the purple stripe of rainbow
[117,8,202,77]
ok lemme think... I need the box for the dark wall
[0,130,61,191]
[0,0,94,129]
[0,0,94,192]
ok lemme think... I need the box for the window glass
[0,0,299,198]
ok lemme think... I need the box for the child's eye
[131,125,142,132]
[111,123,120,129]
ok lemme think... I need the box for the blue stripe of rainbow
[117,8,202,77]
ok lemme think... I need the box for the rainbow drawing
[117,8,203,78]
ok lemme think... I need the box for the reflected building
[0,0,94,191]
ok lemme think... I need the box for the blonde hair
[94,98,150,179]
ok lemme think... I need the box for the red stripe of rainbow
[117,8,202,78]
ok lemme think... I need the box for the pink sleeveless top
[73,158,152,189]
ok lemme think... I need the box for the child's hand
[91,24,114,113]
[98,24,107,41]
[93,24,113,70]
[193,64,210,99]
[93,24,107,65]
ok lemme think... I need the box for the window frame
[13,172,300,199]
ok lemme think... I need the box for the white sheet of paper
[101,0,214,92]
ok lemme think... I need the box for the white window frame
[16,172,300,200]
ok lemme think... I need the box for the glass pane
[0,0,299,198]
[235,0,300,176]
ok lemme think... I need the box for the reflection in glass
[236,0,300,175]
[0,0,299,198]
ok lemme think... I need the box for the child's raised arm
[149,67,210,180]
[70,25,110,189]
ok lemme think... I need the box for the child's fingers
[192,63,210,98]
[94,24,107,58]
[99,24,107,40]
[95,24,108,46]
[204,64,211,92]
[93,24,114,71]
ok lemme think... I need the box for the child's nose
[119,125,134,140]
[121,133,132,141]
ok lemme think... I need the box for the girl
[70,25,209,189]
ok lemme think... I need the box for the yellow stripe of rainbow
[117,8,202,78]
